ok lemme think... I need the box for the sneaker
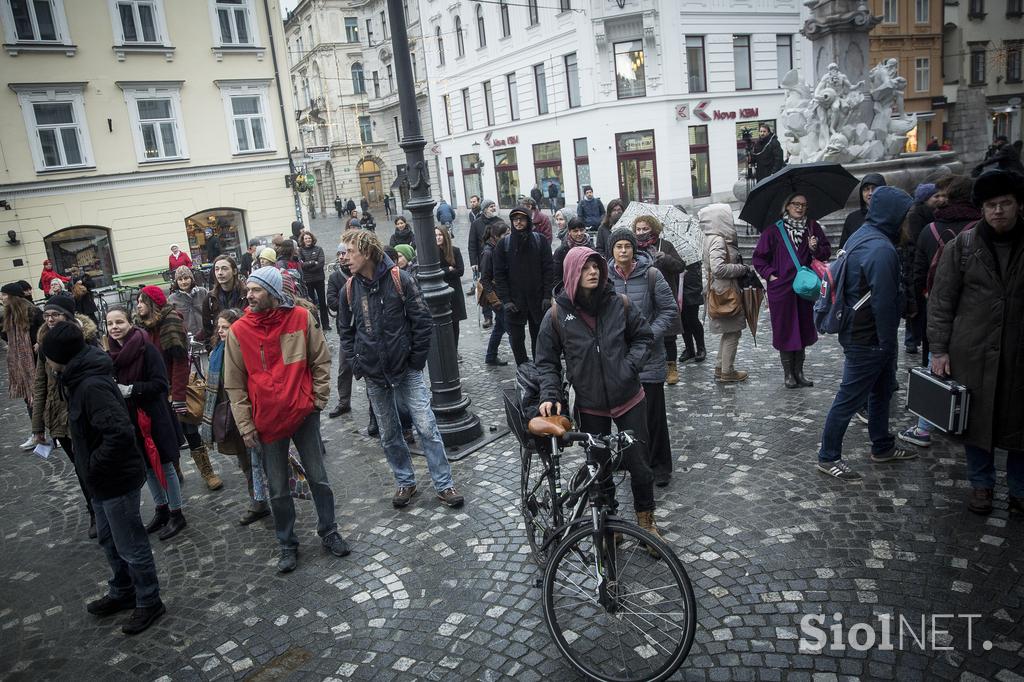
[392,485,417,508]
[437,487,465,508]
[277,548,298,573]
[121,600,166,635]
[968,488,994,515]
[897,426,931,448]
[855,410,869,425]
[322,531,351,557]
[86,593,136,617]
[870,446,918,463]
[816,459,863,481]
[19,435,37,451]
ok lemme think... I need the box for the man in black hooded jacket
[840,173,886,249]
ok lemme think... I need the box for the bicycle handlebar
[559,430,635,450]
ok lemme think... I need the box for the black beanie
[44,294,76,319]
[40,320,85,365]
[1,282,22,296]
[609,227,637,254]
[972,170,1024,208]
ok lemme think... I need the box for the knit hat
[43,294,76,318]
[40,320,85,365]
[248,266,285,303]
[972,170,1024,207]
[609,227,637,254]
[258,247,278,264]
[1,282,23,296]
[394,244,416,262]
[914,183,937,203]
[139,285,167,308]
[480,199,496,212]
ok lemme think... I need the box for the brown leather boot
[666,361,679,386]
[718,369,749,383]
[191,446,223,491]
[636,510,665,557]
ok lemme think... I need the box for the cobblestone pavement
[2,212,1023,681]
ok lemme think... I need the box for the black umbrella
[739,162,858,232]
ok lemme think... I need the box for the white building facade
[424,0,804,211]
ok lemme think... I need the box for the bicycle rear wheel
[521,445,557,564]
[541,520,696,682]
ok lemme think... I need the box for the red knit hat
[140,284,167,308]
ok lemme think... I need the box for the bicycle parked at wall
[503,389,696,682]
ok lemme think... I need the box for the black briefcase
[906,367,970,435]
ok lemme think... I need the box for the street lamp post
[387,0,482,447]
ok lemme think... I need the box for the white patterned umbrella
[617,202,704,266]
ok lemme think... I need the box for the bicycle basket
[502,388,551,455]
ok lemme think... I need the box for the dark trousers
[577,401,655,513]
[664,335,677,360]
[307,280,330,329]
[965,445,1024,496]
[818,345,897,463]
[56,436,94,519]
[681,305,705,355]
[93,487,161,607]
[485,307,508,361]
[336,344,353,409]
[905,294,926,349]
[182,421,202,450]
[452,319,460,354]
[507,308,542,366]
[643,383,672,478]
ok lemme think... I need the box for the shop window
[573,137,590,201]
[493,148,520,209]
[614,40,646,99]
[461,153,483,207]
[184,208,246,267]
[44,226,116,288]
[615,130,658,204]
[533,141,563,210]
[689,125,711,198]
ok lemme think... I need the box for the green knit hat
[394,244,416,262]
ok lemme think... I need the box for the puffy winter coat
[300,244,326,284]
[168,285,209,338]
[607,252,676,383]
[702,204,748,335]
[576,197,605,229]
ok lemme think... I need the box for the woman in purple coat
[752,193,831,388]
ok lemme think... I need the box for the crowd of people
[2,146,1022,637]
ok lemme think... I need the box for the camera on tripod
[741,127,755,179]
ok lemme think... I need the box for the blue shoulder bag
[777,223,821,302]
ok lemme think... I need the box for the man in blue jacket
[576,185,605,230]
[338,229,464,510]
[817,186,918,481]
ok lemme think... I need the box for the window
[614,40,646,99]
[446,157,458,206]
[441,94,451,135]
[123,85,187,162]
[412,52,417,80]
[380,10,387,39]
[882,0,897,23]
[476,5,485,48]
[383,65,391,93]
[915,0,929,23]
[493,148,520,209]
[111,1,167,44]
[212,0,254,46]
[776,35,793,84]
[968,0,984,17]
[372,70,380,98]
[483,81,494,125]
[970,49,986,84]
[533,141,563,209]
[306,23,313,49]
[565,52,581,108]
[533,64,548,115]
[393,116,400,141]
[1009,0,1023,16]
[358,115,372,143]
[365,18,373,46]
[352,62,365,94]
[345,17,358,42]
[455,16,464,57]
[685,36,706,93]
[914,57,930,92]
[559,0,571,9]
[733,35,751,90]
[573,137,589,199]
[4,0,69,42]
[294,35,303,60]
[688,125,710,198]
[436,26,445,66]
[219,82,274,154]
[1008,44,1022,83]
[462,87,472,130]
[14,85,93,171]
[500,0,510,37]
[507,72,520,121]
[461,154,482,206]
[527,0,538,25]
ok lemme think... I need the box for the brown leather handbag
[706,242,741,319]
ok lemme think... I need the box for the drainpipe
[262,0,303,222]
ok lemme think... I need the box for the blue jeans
[366,370,455,491]
[93,487,161,607]
[145,461,183,511]
[819,345,897,463]
[259,411,338,549]
[965,445,1024,496]
[485,307,507,361]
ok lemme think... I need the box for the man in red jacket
[223,266,350,573]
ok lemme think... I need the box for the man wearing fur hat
[928,170,1024,515]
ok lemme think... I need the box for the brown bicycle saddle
[528,415,572,438]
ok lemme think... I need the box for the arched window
[455,16,464,57]
[476,5,486,48]
[436,26,445,66]
[500,0,510,38]
[351,62,366,94]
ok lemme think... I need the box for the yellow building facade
[0,0,302,290]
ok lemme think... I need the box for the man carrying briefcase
[928,170,1024,515]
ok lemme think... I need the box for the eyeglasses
[42,312,64,320]
[788,202,808,209]
[983,199,1015,212]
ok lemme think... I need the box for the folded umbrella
[739,162,858,232]
[741,286,765,346]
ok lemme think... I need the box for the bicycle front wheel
[541,520,696,682]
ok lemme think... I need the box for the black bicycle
[504,390,696,682]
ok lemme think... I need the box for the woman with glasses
[752,194,831,388]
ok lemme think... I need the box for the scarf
[934,202,982,224]
[566,230,592,248]
[138,304,187,356]
[636,234,657,250]
[5,323,34,402]
[200,342,224,443]
[782,215,807,249]
[107,326,166,488]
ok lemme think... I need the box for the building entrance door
[358,158,384,207]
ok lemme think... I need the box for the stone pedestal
[801,0,879,84]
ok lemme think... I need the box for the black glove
[504,302,520,315]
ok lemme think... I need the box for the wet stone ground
[1,213,1022,681]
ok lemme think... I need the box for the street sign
[305,145,330,162]
[694,100,711,122]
